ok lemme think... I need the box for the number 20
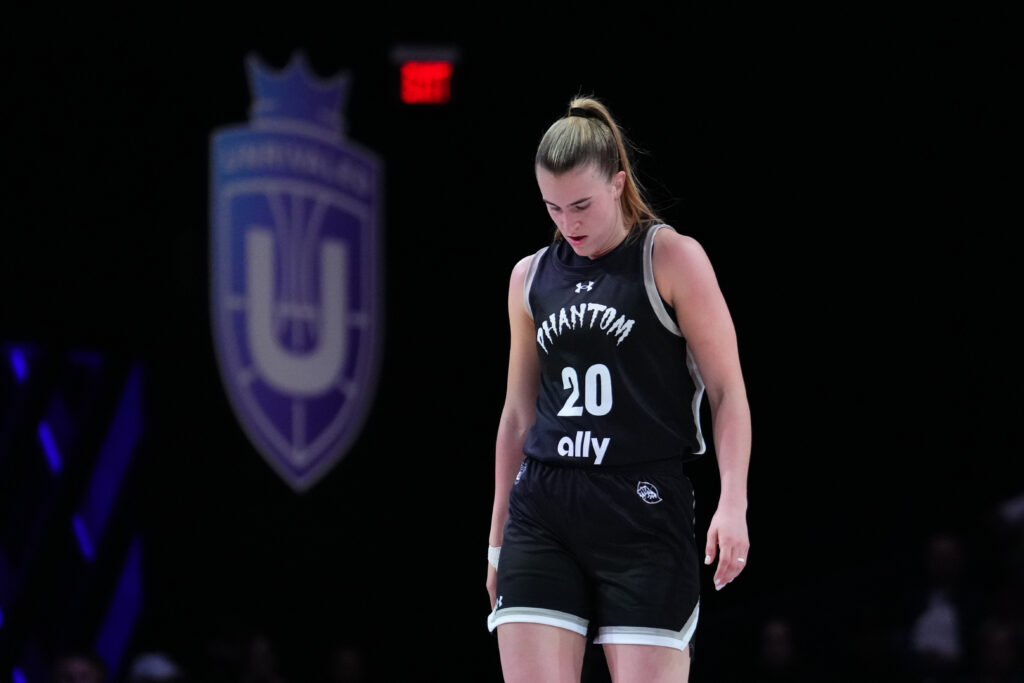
[557,364,613,417]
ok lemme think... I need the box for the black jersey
[522,223,706,467]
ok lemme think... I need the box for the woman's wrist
[488,545,501,569]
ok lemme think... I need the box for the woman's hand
[704,502,749,590]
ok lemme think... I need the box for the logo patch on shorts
[636,481,663,504]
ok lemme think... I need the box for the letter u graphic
[245,228,346,396]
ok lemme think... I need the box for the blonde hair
[535,96,660,238]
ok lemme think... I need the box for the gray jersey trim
[643,224,682,336]
[644,224,707,455]
[686,346,707,455]
[522,246,548,320]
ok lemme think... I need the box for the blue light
[95,537,143,680]
[72,514,95,562]
[0,602,4,627]
[12,668,27,683]
[76,365,142,563]
[8,347,28,382]
[37,421,62,474]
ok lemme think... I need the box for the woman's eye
[574,205,590,212]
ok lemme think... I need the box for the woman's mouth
[567,234,586,245]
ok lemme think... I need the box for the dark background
[2,4,1020,682]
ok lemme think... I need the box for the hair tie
[568,107,597,119]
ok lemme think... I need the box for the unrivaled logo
[636,481,663,504]
[209,52,383,492]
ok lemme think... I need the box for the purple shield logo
[209,52,383,492]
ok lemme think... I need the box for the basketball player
[485,96,752,682]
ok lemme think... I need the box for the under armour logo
[575,281,594,293]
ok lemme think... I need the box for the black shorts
[487,456,701,651]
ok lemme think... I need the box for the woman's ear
[612,170,626,198]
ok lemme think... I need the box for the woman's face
[536,163,626,259]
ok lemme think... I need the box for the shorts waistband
[523,454,685,476]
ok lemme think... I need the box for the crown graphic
[245,52,350,133]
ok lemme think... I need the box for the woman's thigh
[497,623,587,683]
[603,643,691,683]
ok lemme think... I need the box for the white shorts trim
[594,602,699,652]
[487,606,589,636]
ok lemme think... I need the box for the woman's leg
[603,643,691,683]
[498,623,587,683]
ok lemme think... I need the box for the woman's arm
[654,228,752,590]
[486,254,541,608]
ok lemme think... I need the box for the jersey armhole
[643,224,682,336]
[522,246,548,320]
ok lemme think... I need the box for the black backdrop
[2,4,1019,682]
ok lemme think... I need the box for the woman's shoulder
[509,247,545,287]
[511,253,533,278]
[651,224,710,264]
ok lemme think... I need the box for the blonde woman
[486,96,752,682]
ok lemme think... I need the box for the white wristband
[487,545,501,569]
